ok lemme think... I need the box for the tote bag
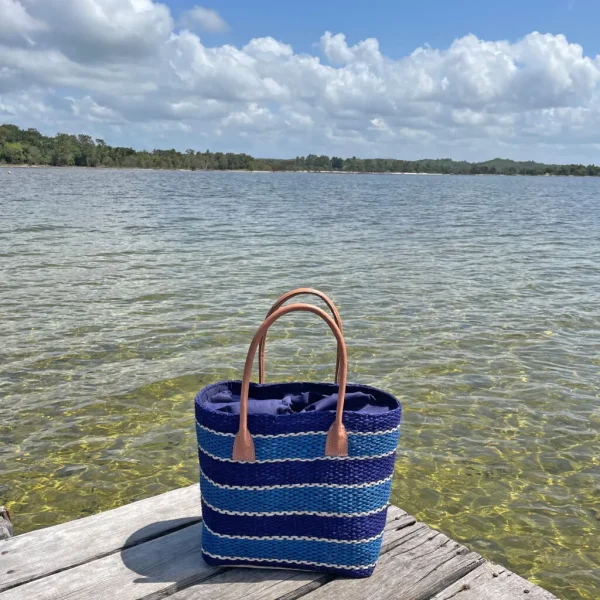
[195,294,402,577]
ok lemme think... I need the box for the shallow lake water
[1,168,598,599]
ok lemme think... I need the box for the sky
[2,0,600,163]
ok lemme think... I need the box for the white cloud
[321,31,382,68]
[243,37,293,58]
[1,0,600,162]
[452,109,485,126]
[180,6,229,33]
[0,0,47,43]
[69,96,122,122]
[18,0,173,63]
[0,89,49,118]
[221,103,277,131]
[369,117,390,131]
[284,111,314,129]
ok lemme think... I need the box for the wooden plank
[0,522,212,600]
[0,506,412,600]
[431,561,559,600]
[165,567,330,600]
[299,525,485,600]
[0,484,201,592]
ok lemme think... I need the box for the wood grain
[0,522,212,600]
[0,484,201,592]
[299,525,486,600]
[431,561,559,599]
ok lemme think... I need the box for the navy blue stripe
[202,499,388,541]
[202,526,383,567]
[195,381,401,436]
[201,552,375,578]
[198,448,397,487]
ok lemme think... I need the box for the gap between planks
[0,484,202,593]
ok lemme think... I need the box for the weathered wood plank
[0,484,201,592]
[0,522,212,600]
[166,567,330,600]
[299,525,485,600]
[0,506,411,600]
[431,561,559,599]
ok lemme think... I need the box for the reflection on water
[1,168,599,599]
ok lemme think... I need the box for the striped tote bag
[195,291,402,577]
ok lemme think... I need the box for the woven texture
[195,380,402,578]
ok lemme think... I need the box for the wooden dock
[0,485,558,599]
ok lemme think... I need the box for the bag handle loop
[258,288,343,385]
[233,303,348,462]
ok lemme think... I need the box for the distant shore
[0,164,586,177]
[3,123,599,177]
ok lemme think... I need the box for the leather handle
[258,288,343,385]
[233,303,348,462]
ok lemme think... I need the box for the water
[1,168,599,599]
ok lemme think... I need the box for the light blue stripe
[196,423,399,461]
[200,473,393,515]
[202,526,383,568]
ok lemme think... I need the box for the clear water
[1,168,598,599]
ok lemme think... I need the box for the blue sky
[2,0,600,162]
[169,0,600,57]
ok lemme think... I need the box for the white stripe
[198,444,396,463]
[200,469,393,491]
[203,521,383,545]
[196,420,400,438]
[201,497,389,518]
[202,549,377,572]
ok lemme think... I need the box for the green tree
[25,145,44,164]
[305,154,318,170]
[53,133,76,166]
[75,134,96,166]
[314,155,331,170]
[0,121,599,177]
[1,142,25,164]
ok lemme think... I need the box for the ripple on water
[1,169,599,600]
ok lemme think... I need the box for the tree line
[1,123,599,177]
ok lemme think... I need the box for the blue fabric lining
[195,380,402,436]
[207,389,392,415]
